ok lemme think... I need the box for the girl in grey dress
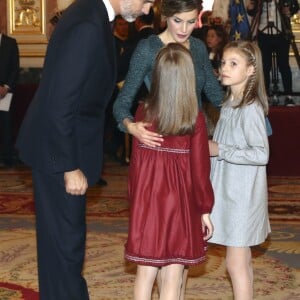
[209,41,271,300]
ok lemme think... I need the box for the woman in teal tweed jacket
[113,0,224,147]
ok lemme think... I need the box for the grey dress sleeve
[218,103,269,165]
[113,39,154,132]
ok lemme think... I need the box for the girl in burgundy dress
[125,43,214,300]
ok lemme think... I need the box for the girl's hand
[125,120,164,147]
[208,140,219,156]
[201,213,214,240]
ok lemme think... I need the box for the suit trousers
[0,110,13,164]
[257,31,293,95]
[32,170,89,300]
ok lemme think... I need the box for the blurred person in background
[0,23,19,168]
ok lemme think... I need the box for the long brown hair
[223,40,269,115]
[144,43,198,135]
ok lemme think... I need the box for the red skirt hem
[125,252,206,267]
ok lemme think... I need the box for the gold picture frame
[7,0,47,44]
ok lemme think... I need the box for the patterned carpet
[0,160,299,299]
[1,162,300,222]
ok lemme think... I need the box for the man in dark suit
[0,29,19,167]
[131,8,155,101]
[116,8,155,82]
[16,0,153,298]
[105,9,155,165]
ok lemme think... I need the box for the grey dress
[113,34,224,131]
[209,99,271,247]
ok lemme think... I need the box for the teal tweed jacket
[113,34,224,131]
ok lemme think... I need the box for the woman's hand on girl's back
[125,120,164,147]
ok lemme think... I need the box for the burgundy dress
[125,104,214,266]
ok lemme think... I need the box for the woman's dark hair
[160,0,202,17]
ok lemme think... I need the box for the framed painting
[7,0,47,44]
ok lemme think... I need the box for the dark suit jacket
[117,27,155,81]
[16,0,116,185]
[0,34,19,92]
[136,26,155,40]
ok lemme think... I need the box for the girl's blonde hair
[223,40,269,115]
[144,43,198,135]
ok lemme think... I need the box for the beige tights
[134,264,185,300]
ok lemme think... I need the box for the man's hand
[124,118,164,147]
[64,169,88,195]
[0,86,9,98]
